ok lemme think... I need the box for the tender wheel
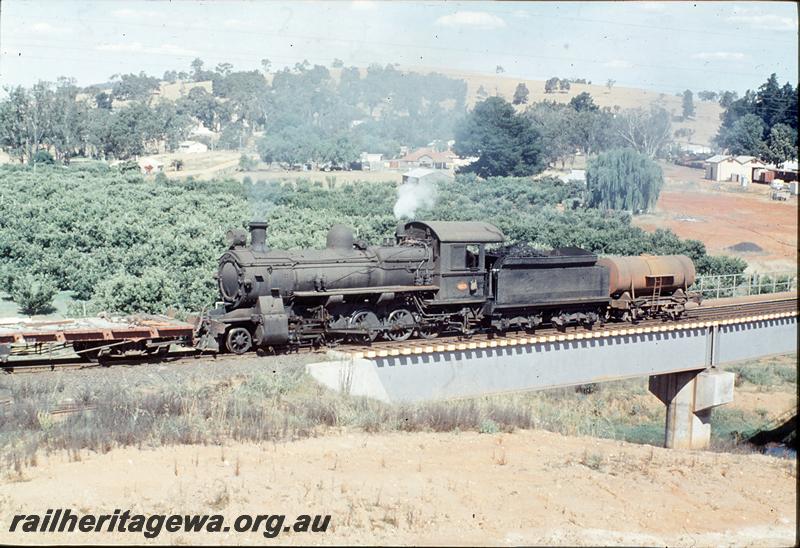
[348,310,380,343]
[226,327,252,354]
[386,309,415,341]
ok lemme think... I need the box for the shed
[705,155,766,183]
[402,168,453,185]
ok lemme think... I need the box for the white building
[704,155,766,183]
[178,140,208,154]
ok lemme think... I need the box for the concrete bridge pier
[649,368,735,450]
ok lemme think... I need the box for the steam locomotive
[193,220,697,354]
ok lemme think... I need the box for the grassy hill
[402,66,723,147]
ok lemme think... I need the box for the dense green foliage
[0,61,467,165]
[0,164,249,314]
[453,97,544,177]
[0,165,744,315]
[715,74,798,162]
[586,148,664,213]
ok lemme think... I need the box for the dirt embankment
[634,163,798,271]
[0,430,795,546]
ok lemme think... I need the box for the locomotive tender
[194,220,696,354]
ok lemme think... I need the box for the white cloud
[511,9,531,19]
[30,22,72,35]
[435,11,506,30]
[112,8,162,19]
[727,9,795,31]
[96,42,198,57]
[691,51,747,61]
[603,59,632,69]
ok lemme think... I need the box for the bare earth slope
[1,430,794,546]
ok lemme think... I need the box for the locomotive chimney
[249,220,268,252]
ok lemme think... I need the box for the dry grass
[0,353,793,474]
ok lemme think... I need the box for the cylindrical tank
[597,255,696,297]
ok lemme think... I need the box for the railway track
[2,295,796,373]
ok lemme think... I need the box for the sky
[0,1,797,94]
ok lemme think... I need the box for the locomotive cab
[401,221,505,304]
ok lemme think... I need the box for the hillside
[403,66,723,147]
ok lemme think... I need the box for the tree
[331,58,344,68]
[453,96,544,178]
[11,274,57,315]
[681,90,695,119]
[95,91,113,110]
[697,90,717,102]
[614,106,672,158]
[544,77,559,94]
[569,92,598,112]
[476,85,488,101]
[715,75,798,160]
[495,65,505,74]
[586,148,664,213]
[512,83,529,105]
[718,90,738,108]
[765,123,798,165]
[606,79,616,91]
[177,87,222,130]
[215,62,234,76]
[0,82,57,166]
[559,79,571,92]
[260,58,271,74]
[526,102,576,168]
[716,114,767,156]
[111,72,160,101]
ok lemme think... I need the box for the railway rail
[338,294,798,359]
[1,293,795,374]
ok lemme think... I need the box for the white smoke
[393,180,438,219]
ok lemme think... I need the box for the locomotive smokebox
[249,221,268,252]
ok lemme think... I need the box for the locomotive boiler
[194,220,698,354]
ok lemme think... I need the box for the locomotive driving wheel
[417,324,440,339]
[385,308,415,341]
[348,310,380,343]
[226,327,253,354]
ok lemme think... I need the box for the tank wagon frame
[195,220,698,354]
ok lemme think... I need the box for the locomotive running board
[293,285,438,297]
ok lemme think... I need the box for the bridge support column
[649,368,735,450]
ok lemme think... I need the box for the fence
[692,271,798,300]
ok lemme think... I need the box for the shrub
[32,150,55,165]
[10,274,57,315]
[238,154,258,171]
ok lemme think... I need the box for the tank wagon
[194,220,697,354]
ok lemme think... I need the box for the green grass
[725,356,797,388]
